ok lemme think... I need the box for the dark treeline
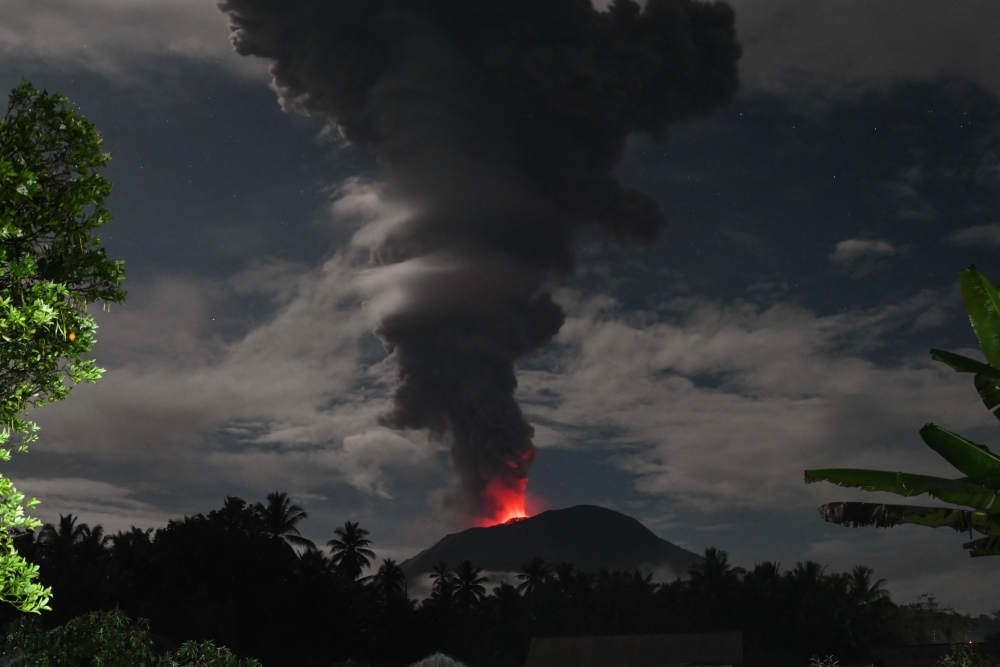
[1,493,983,667]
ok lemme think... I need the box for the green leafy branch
[806,266,1000,557]
[0,79,126,613]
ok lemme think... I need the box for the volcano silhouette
[399,505,702,578]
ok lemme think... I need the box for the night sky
[3,0,1000,614]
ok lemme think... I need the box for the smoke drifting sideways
[217,0,741,525]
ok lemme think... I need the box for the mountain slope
[400,505,702,578]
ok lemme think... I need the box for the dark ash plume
[218,0,741,520]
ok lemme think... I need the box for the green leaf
[805,468,998,509]
[962,536,1000,558]
[919,423,1000,486]
[960,265,1000,369]
[930,349,1000,382]
[0,79,126,612]
[818,501,1000,536]
[973,373,1000,425]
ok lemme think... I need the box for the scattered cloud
[948,223,1000,248]
[510,288,997,612]
[886,165,938,222]
[730,0,1000,98]
[0,0,266,80]
[13,228,992,610]
[804,529,1000,615]
[3,0,998,101]
[13,477,172,535]
[829,239,898,276]
[26,249,434,515]
[518,288,984,513]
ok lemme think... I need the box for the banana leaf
[963,536,1000,557]
[818,501,1000,536]
[975,374,1000,410]
[930,349,1000,382]
[974,374,1000,424]
[960,266,1000,369]
[930,350,1000,421]
[805,468,997,510]
[919,424,1000,487]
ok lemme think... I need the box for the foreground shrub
[938,644,1000,667]
[0,609,260,666]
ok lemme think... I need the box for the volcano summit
[400,505,702,578]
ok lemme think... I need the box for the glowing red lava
[477,478,529,527]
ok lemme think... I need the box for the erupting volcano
[478,478,530,527]
[219,0,740,519]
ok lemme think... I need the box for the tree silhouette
[368,558,407,601]
[847,565,889,608]
[453,560,488,612]
[328,521,374,580]
[689,547,743,588]
[297,545,331,583]
[3,496,940,667]
[210,496,261,536]
[516,557,551,597]
[38,514,89,556]
[552,561,579,596]
[254,491,315,551]
[429,561,456,607]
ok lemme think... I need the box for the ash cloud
[217,0,741,519]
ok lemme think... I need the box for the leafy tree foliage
[0,79,126,614]
[807,267,1000,555]
[0,493,975,667]
[2,608,261,666]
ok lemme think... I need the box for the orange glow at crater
[477,478,530,527]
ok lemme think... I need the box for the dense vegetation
[1,493,991,667]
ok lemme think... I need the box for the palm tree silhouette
[368,558,407,601]
[254,491,315,550]
[328,520,374,580]
[453,560,488,611]
[429,561,456,604]
[846,565,890,607]
[208,495,262,537]
[79,524,109,550]
[628,569,657,595]
[688,547,743,588]
[109,527,153,552]
[516,557,551,596]
[297,545,332,583]
[553,561,576,593]
[39,514,90,559]
[788,560,826,598]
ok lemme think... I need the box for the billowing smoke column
[218,0,741,524]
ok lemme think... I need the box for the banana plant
[805,266,1000,557]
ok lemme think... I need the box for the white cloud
[518,288,988,513]
[511,288,996,613]
[948,223,1000,248]
[29,249,433,503]
[13,223,994,611]
[829,239,898,276]
[830,239,897,264]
